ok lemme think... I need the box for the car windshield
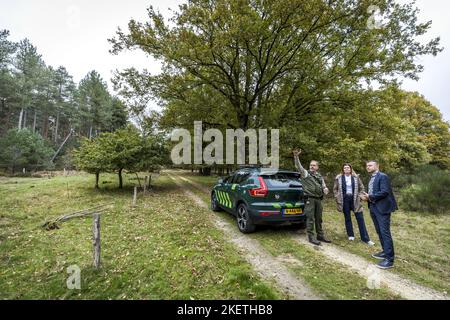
[261,173,301,188]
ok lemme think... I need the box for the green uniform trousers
[304,197,324,239]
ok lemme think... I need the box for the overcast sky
[1,0,449,122]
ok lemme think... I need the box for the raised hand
[292,149,302,157]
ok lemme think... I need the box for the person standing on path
[293,149,331,246]
[361,160,398,269]
[333,163,375,245]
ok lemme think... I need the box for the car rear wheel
[211,192,222,212]
[236,203,256,233]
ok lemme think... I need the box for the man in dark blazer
[361,160,398,269]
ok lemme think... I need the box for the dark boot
[308,235,321,246]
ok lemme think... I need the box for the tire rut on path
[175,172,449,301]
[291,235,448,300]
[167,174,321,300]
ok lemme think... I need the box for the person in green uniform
[293,149,332,245]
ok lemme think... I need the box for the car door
[229,171,250,210]
[216,174,234,211]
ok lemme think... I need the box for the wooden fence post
[144,176,148,194]
[92,213,101,268]
[132,186,137,207]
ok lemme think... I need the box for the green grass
[321,200,450,294]
[2,170,447,299]
[185,172,450,296]
[0,172,283,299]
[187,183,400,300]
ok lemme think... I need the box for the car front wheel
[236,203,256,233]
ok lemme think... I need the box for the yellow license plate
[284,208,302,215]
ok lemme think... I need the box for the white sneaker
[348,237,355,241]
[366,241,375,246]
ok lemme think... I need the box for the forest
[0,30,128,172]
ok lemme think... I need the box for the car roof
[233,168,299,175]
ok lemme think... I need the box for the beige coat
[333,173,365,213]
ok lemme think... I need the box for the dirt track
[171,172,448,300]
[168,174,321,300]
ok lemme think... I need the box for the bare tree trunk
[118,168,123,189]
[95,172,99,189]
[33,109,37,133]
[43,113,49,138]
[54,112,59,142]
[23,109,27,129]
[18,108,23,129]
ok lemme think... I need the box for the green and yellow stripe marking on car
[219,191,226,207]
[223,191,230,208]
[217,190,232,208]
[216,190,222,205]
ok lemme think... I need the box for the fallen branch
[42,204,111,230]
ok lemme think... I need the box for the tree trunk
[33,109,37,133]
[135,172,142,188]
[118,168,123,189]
[18,108,23,129]
[55,112,60,142]
[238,113,249,130]
[95,172,99,189]
[23,109,27,129]
[203,167,211,176]
[43,113,49,138]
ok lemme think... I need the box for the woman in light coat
[333,163,374,245]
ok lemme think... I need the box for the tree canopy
[74,125,169,188]
[0,128,54,173]
[110,0,447,173]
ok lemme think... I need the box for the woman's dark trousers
[343,194,370,242]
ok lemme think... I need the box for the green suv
[211,167,306,233]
